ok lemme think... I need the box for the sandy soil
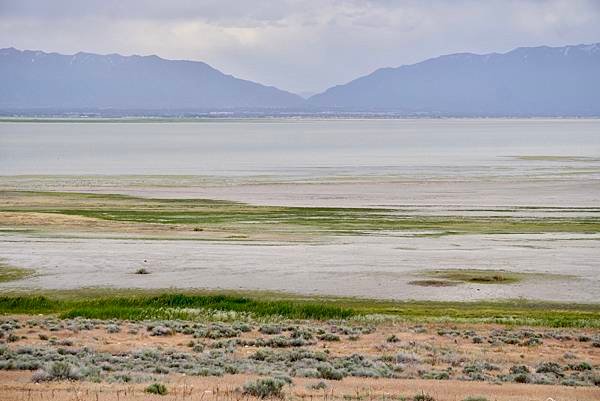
[1,372,599,401]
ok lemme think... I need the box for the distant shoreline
[1,115,600,123]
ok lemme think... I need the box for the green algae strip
[423,269,532,285]
[512,155,600,162]
[0,261,33,283]
[2,190,600,238]
[409,269,573,287]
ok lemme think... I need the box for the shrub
[396,352,422,364]
[307,381,328,390]
[31,369,50,383]
[386,334,399,343]
[151,326,173,336]
[421,370,449,380]
[318,333,340,342]
[513,373,530,383]
[35,361,81,381]
[251,349,274,361]
[413,392,436,401]
[7,333,19,342]
[112,374,132,383]
[570,361,592,371]
[224,365,239,374]
[197,324,239,339]
[290,327,313,340]
[243,378,286,399]
[193,367,223,377]
[145,383,168,395]
[463,397,488,401]
[509,365,530,375]
[259,325,282,335]
[135,268,150,275]
[233,322,252,332]
[536,362,563,376]
[317,364,344,380]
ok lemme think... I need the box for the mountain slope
[308,43,600,116]
[0,48,303,110]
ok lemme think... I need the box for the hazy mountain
[2,44,599,115]
[308,43,600,116]
[0,48,303,110]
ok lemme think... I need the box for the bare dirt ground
[2,372,599,401]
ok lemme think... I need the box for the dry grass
[0,372,599,401]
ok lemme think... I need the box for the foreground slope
[308,43,600,116]
[0,48,303,110]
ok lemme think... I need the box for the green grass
[0,262,33,283]
[0,293,354,321]
[423,269,525,284]
[1,290,599,327]
[3,191,600,237]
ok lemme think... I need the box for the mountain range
[0,47,303,110]
[1,43,599,116]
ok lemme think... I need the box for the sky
[1,0,599,95]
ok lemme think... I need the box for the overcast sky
[1,0,599,94]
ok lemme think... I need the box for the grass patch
[2,190,600,238]
[0,262,33,283]
[419,269,572,285]
[423,269,525,285]
[408,279,458,287]
[0,293,354,321]
[0,289,599,327]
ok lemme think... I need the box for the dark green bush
[145,383,168,395]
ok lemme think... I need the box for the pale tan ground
[1,371,599,401]
[0,211,312,242]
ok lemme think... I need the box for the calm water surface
[1,119,599,177]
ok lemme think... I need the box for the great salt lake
[1,118,599,301]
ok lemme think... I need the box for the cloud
[1,0,599,93]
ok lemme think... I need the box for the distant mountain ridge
[307,43,600,116]
[0,47,303,110]
[1,43,599,115]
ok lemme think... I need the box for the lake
[1,118,599,301]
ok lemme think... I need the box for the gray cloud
[1,0,599,93]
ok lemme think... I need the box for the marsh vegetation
[2,191,599,241]
[0,261,33,283]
